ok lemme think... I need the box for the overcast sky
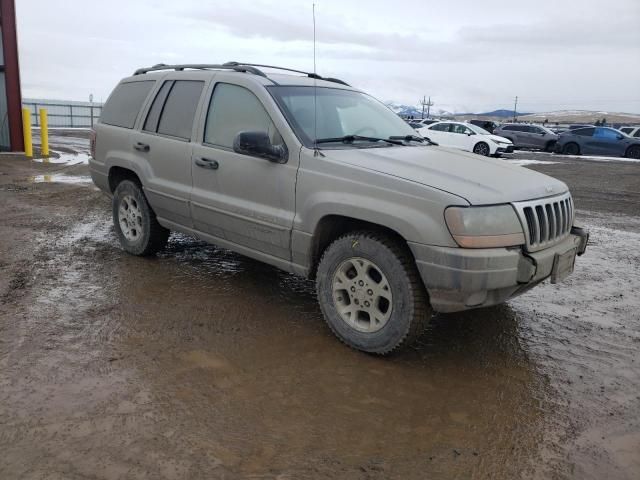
[16,0,640,113]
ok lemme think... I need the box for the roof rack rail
[133,63,268,77]
[223,62,350,86]
[133,62,350,87]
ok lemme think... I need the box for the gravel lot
[1,132,638,479]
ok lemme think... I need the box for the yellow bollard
[39,108,49,157]
[22,107,33,157]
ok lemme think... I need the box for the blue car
[555,127,640,159]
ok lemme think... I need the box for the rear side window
[430,123,450,132]
[100,81,154,129]
[143,80,204,140]
[143,81,173,132]
[204,83,282,149]
[574,128,595,137]
[634,130,640,138]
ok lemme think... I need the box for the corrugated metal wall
[22,98,104,128]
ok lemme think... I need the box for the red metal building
[0,0,23,151]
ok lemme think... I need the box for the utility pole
[420,95,434,119]
[513,96,518,122]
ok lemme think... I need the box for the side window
[502,125,515,131]
[100,81,155,129]
[634,130,640,138]
[430,123,450,132]
[594,128,619,139]
[574,128,595,137]
[142,80,204,140]
[204,83,283,149]
[143,81,173,132]
[450,124,467,134]
[530,126,542,134]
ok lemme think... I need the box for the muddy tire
[316,231,430,354]
[625,145,640,160]
[473,142,490,156]
[112,180,169,256]
[563,142,580,155]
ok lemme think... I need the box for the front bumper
[496,144,515,154]
[409,227,588,313]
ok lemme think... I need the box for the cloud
[15,0,640,113]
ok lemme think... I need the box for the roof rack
[223,62,350,86]
[133,62,350,86]
[133,63,268,77]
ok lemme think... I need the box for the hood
[323,145,568,205]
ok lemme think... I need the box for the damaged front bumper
[409,227,589,313]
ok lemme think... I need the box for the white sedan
[418,121,514,156]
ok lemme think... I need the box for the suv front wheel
[316,231,431,354]
[112,180,169,256]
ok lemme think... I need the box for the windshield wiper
[315,135,403,146]
[389,134,438,146]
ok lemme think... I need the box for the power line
[420,95,434,119]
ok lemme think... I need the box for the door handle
[194,157,219,170]
[134,142,150,152]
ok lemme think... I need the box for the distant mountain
[386,103,525,119]
[386,101,454,119]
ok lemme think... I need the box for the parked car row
[407,117,640,159]
[554,127,640,159]
[416,121,514,156]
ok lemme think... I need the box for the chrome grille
[513,192,573,251]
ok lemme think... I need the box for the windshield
[268,86,417,147]
[467,123,491,135]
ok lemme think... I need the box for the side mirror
[540,132,546,136]
[233,131,287,163]
[466,132,473,136]
[617,134,624,140]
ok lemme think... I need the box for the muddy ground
[1,134,639,479]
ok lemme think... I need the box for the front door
[190,81,297,260]
[590,128,626,156]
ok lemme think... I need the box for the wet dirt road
[1,136,639,479]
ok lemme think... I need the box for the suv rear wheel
[112,180,169,256]
[316,231,430,354]
[563,142,580,155]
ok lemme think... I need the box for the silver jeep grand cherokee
[89,62,589,354]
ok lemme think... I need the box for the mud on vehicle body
[90,62,589,354]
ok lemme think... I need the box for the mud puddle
[31,173,92,184]
[1,208,638,479]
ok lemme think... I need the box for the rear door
[528,125,547,149]
[190,77,298,260]
[131,75,207,227]
[424,123,452,146]
[572,127,596,154]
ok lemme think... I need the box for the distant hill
[386,102,640,125]
[469,109,530,118]
[519,110,640,124]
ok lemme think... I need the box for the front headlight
[493,139,510,145]
[444,205,525,248]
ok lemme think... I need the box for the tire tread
[316,230,430,355]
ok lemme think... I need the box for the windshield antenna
[312,3,320,156]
